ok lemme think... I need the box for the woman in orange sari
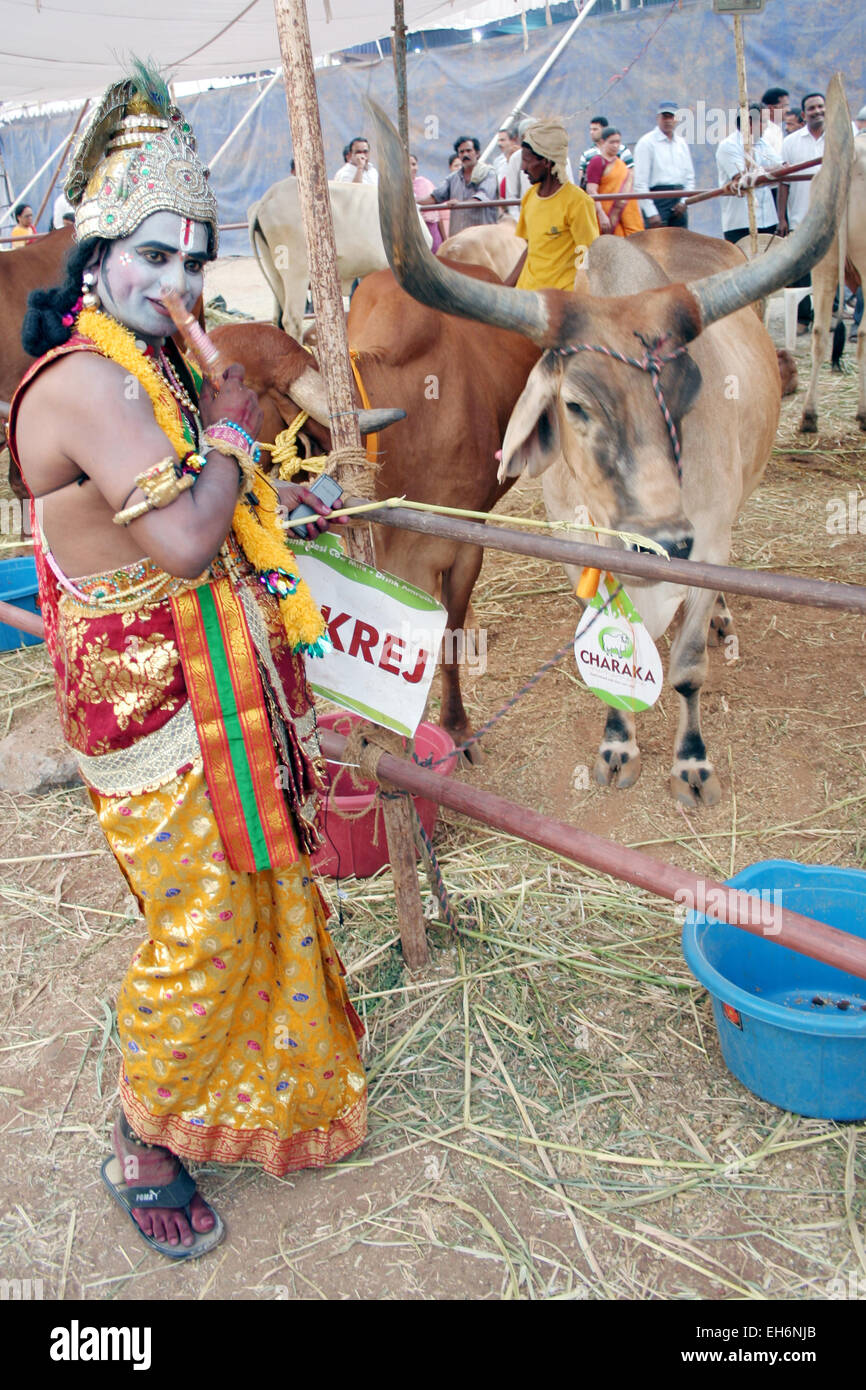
[585,128,643,238]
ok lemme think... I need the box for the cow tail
[250,214,286,328]
[831,216,848,369]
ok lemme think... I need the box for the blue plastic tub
[0,555,42,651]
[682,860,866,1120]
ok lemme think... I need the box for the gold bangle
[112,455,197,527]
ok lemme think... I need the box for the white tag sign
[289,535,448,737]
[574,578,663,711]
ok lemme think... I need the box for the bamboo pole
[733,15,758,256]
[392,0,409,155]
[0,131,82,227]
[208,71,282,171]
[479,0,602,164]
[319,727,866,982]
[32,97,90,232]
[273,0,429,968]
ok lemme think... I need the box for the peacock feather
[126,57,172,118]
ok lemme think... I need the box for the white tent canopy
[0,0,553,108]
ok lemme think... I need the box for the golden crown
[66,64,218,252]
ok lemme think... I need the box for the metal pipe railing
[319,726,866,981]
[344,498,866,614]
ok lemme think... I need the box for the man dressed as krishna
[9,62,367,1258]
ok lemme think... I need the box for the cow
[437,222,525,282]
[799,132,866,432]
[249,178,432,342]
[368,79,851,806]
[0,225,74,412]
[210,260,541,758]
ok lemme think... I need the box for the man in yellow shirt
[505,119,598,291]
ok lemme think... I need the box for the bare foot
[113,1111,216,1249]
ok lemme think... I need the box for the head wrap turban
[523,118,570,184]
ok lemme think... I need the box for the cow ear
[660,353,703,423]
[498,362,561,481]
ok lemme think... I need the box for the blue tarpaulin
[1,0,863,255]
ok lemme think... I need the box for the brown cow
[211,259,540,756]
[0,226,75,410]
[368,80,851,805]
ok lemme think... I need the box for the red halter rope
[551,335,689,483]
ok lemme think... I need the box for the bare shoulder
[18,347,160,455]
[21,348,136,411]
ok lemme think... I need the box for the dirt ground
[1,261,865,1302]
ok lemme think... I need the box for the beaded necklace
[74,307,330,656]
[158,349,199,418]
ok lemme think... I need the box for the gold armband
[112,453,206,527]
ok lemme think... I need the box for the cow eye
[566,401,590,422]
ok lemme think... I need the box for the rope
[418,582,623,770]
[257,412,330,480]
[411,802,464,935]
[552,335,687,482]
[404,585,624,933]
[326,444,378,498]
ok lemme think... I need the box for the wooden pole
[733,14,758,256]
[345,499,866,614]
[33,98,90,232]
[319,728,866,982]
[392,0,410,155]
[273,0,429,968]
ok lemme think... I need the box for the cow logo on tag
[574,579,663,712]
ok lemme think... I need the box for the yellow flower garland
[75,308,330,656]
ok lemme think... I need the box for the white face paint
[95,210,211,345]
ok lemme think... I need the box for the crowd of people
[385,84,861,330]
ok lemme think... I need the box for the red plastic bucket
[312,712,458,879]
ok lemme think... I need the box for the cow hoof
[447,730,483,766]
[857,413,866,433]
[594,744,642,790]
[669,763,722,809]
[709,612,734,646]
[799,411,818,434]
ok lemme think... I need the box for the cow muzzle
[622,522,694,563]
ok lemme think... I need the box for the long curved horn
[687,74,852,331]
[367,98,553,344]
[289,363,405,436]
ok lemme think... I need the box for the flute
[160,289,229,389]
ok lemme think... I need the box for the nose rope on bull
[551,334,689,483]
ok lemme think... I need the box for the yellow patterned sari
[9,344,367,1177]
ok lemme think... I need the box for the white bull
[800,132,866,432]
[437,222,525,282]
[249,179,432,341]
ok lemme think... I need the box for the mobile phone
[286,474,344,536]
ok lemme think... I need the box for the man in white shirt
[760,87,789,157]
[778,93,824,234]
[855,105,866,136]
[716,104,781,242]
[778,93,825,331]
[633,101,696,227]
[494,123,521,187]
[333,136,379,186]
